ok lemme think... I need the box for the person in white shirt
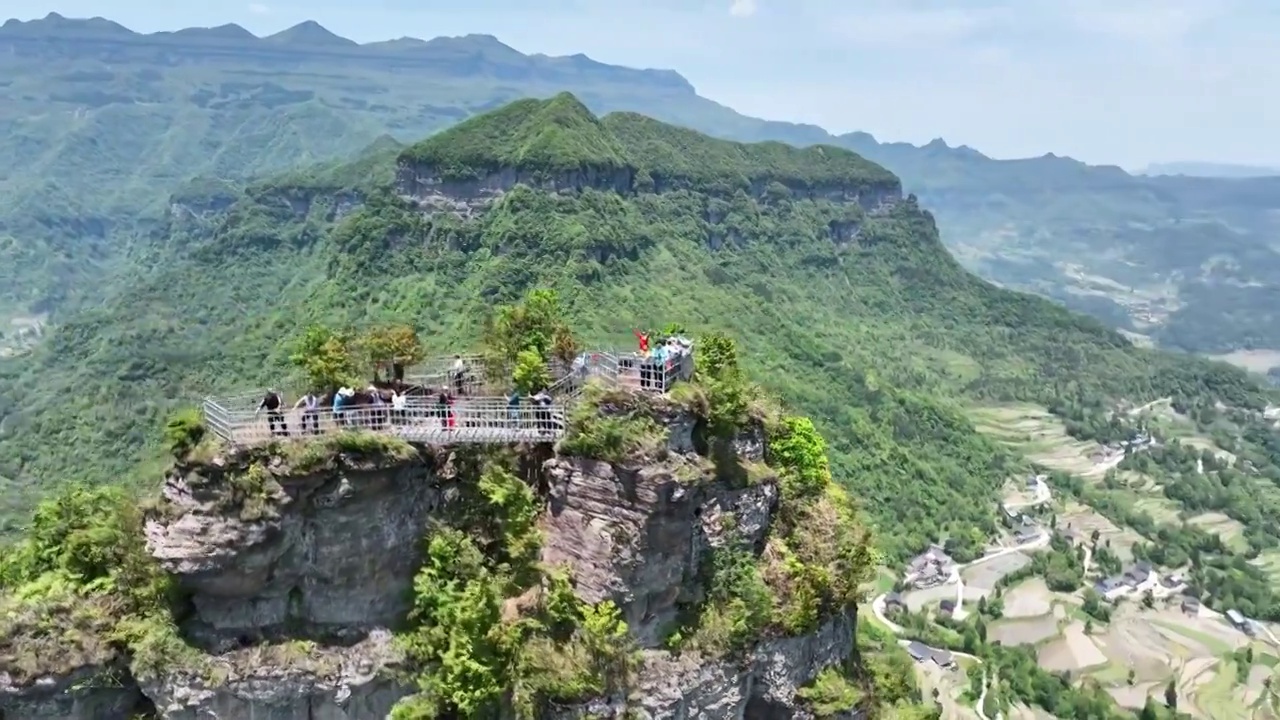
[293,391,321,435]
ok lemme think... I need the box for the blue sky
[7,0,1278,169]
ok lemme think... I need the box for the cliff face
[394,162,900,223]
[145,445,451,650]
[1,392,864,719]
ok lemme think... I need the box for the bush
[163,407,206,457]
[797,667,865,717]
[767,415,832,501]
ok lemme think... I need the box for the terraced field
[968,404,1104,476]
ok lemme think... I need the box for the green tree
[289,325,358,391]
[512,348,552,394]
[768,416,832,500]
[359,324,424,380]
[481,288,577,366]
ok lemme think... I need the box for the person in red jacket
[633,329,650,353]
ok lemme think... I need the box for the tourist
[293,391,321,435]
[390,389,406,426]
[451,355,467,396]
[333,387,355,427]
[255,388,288,437]
[531,388,552,432]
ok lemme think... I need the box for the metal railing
[200,346,694,448]
[200,397,567,447]
[404,353,521,396]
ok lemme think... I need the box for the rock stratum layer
[1,384,872,719]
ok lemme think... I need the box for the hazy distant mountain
[1139,161,1280,178]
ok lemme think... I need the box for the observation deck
[200,345,695,448]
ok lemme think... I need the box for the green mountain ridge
[0,94,1267,558]
[4,13,1279,357]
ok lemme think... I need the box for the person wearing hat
[333,386,355,427]
[256,388,288,437]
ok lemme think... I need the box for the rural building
[906,641,932,663]
[1181,596,1201,615]
[884,592,906,615]
[1124,562,1150,583]
[932,649,956,669]
[906,544,954,588]
[1095,575,1130,600]
[939,599,956,616]
[906,641,955,669]
[1014,522,1041,545]
[1226,609,1256,635]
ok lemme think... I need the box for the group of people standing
[252,381,563,439]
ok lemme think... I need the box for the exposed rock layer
[2,409,858,719]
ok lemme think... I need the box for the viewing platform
[201,396,567,447]
[200,343,695,448]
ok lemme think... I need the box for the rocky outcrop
[541,456,779,647]
[140,631,409,720]
[549,608,857,719]
[2,399,860,719]
[145,448,455,650]
[395,164,634,218]
[0,663,145,720]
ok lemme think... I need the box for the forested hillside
[2,14,1278,361]
[0,94,1267,564]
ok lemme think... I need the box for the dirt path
[1129,397,1172,417]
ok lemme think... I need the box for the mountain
[4,92,1279,719]
[0,92,1263,540]
[2,14,1279,361]
[1140,161,1280,178]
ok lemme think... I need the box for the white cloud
[729,0,757,18]
[247,3,270,15]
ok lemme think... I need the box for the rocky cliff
[393,93,903,227]
[0,379,876,719]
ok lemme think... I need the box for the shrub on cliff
[0,485,187,682]
[393,458,638,718]
[163,407,206,458]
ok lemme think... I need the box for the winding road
[871,475,1055,633]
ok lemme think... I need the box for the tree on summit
[290,325,359,391]
[482,288,579,380]
[358,324,424,382]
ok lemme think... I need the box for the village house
[1226,609,1256,636]
[1181,596,1201,615]
[1094,561,1157,601]
[1124,561,1153,587]
[906,544,954,589]
[906,641,956,670]
[939,599,956,616]
[1013,522,1041,545]
[884,592,906,615]
[1094,575,1129,601]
